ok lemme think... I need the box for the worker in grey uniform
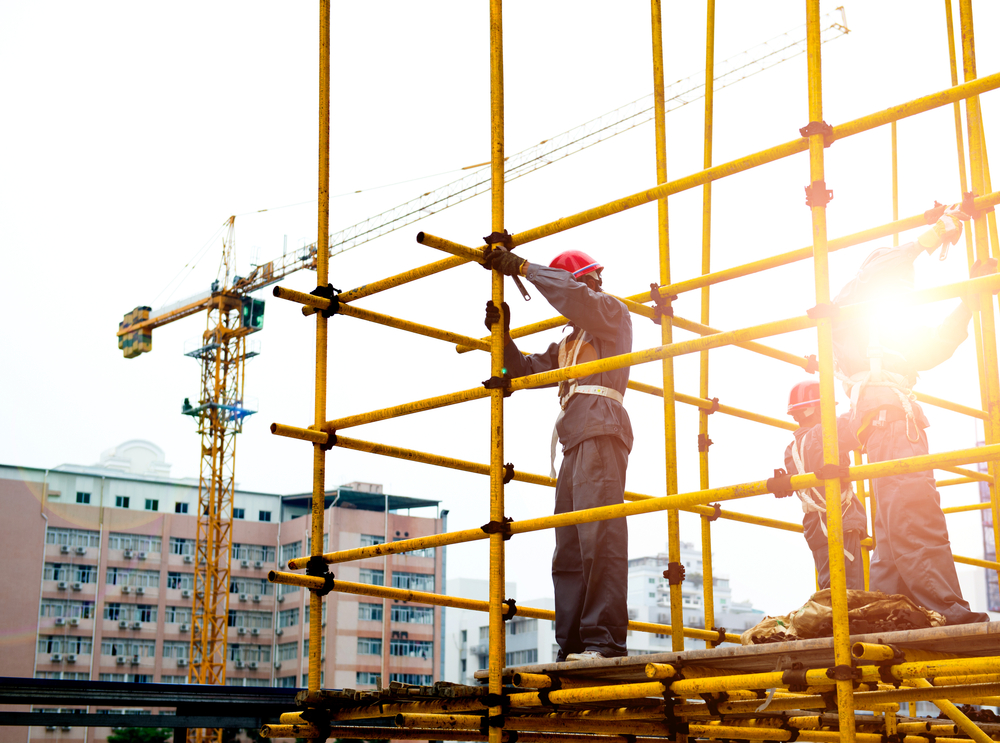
[783,380,867,590]
[484,247,631,661]
[831,205,990,624]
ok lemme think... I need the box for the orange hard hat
[549,250,603,279]
[787,380,821,414]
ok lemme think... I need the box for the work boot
[565,651,606,662]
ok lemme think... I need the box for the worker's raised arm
[521,263,630,341]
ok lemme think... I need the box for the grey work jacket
[503,263,634,454]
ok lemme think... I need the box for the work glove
[483,248,525,277]
[918,204,969,255]
[484,300,511,335]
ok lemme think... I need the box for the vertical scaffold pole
[309,0,331,694]
[488,2,507,741]
[958,0,1000,592]
[804,3,855,740]
[649,0,683,652]
[698,0,718,648]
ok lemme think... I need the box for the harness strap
[789,438,855,562]
[549,386,624,478]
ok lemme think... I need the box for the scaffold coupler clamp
[503,462,515,484]
[662,687,689,737]
[710,625,726,648]
[799,120,835,148]
[295,708,331,739]
[877,645,905,687]
[962,191,993,221]
[664,562,686,585]
[536,676,562,708]
[767,468,795,499]
[649,283,677,325]
[481,515,514,541]
[698,433,713,453]
[804,354,819,374]
[814,463,851,487]
[309,283,341,318]
[826,662,862,683]
[501,598,517,622]
[483,229,531,301]
[483,373,513,398]
[706,503,722,522]
[319,427,337,452]
[305,555,335,597]
[804,179,834,208]
[706,397,720,414]
[781,663,810,693]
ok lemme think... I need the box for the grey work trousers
[803,497,867,591]
[867,421,989,625]
[552,434,629,659]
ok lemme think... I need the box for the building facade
[0,441,443,743]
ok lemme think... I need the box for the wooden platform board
[474,621,1000,684]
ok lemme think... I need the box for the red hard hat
[787,380,821,414]
[550,250,603,279]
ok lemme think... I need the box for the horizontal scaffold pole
[268,571,740,644]
[274,273,1000,435]
[506,74,1000,248]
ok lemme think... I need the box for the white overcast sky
[2,2,999,616]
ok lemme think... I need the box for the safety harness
[836,321,920,444]
[549,329,624,477]
[788,437,856,563]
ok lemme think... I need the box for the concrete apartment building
[0,440,444,743]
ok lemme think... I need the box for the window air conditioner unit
[275,628,283,636]
[69,617,80,626]
[135,586,145,595]
[120,585,131,594]
[248,661,258,670]
[252,595,261,603]
[240,559,249,568]
[237,627,246,635]
[273,661,282,670]
[253,561,263,569]
[66,654,77,663]
[130,654,141,665]
[180,589,193,598]
[137,552,147,560]
[60,545,71,554]
[180,623,190,632]
[116,656,127,665]
[131,621,142,629]
[119,620,129,629]
[239,593,248,602]
[183,555,194,564]
[123,550,134,558]
[46,726,58,731]
[71,582,82,591]
[235,660,245,669]
[61,727,73,732]
[251,628,259,636]
[177,658,188,667]
[75,546,87,556]
[57,581,68,590]
[51,653,63,662]
[277,594,284,603]
[54,618,66,626]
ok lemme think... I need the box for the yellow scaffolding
[263,1,1000,741]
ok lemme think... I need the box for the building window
[301,638,325,658]
[169,538,194,556]
[164,605,192,624]
[391,572,434,592]
[229,577,273,596]
[233,544,276,563]
[144,499,158,511]
[356,671,380,686]
[233,508,245,519]
[360,534,385,548]
[115,496,130,509]
[359,569,384,586]
[506,649,538,666]
[280,542,302,563]
[76,492,91,504]
[359,603,383,621]
[162,641,189,659]
[277,643,297,661]
[389,639,432,658]
[227,610,273,629]
[167,572,195,590]
[108,533,162,552]
[275,676,296,688]
[306,534,329,554]
[100,639,156,657]
[278,608,299,628]
[259,510,271,522]
[357,637,382,655]
[175,502,189,514]
[160,675,188,684]
[46,528,100,548]
[390,673,433,686]
[391,605,433,624]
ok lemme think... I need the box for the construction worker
[484,248,631,661]
[783,380,867,590]
[831,205,991,624]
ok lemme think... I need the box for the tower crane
[113,10,847,730]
